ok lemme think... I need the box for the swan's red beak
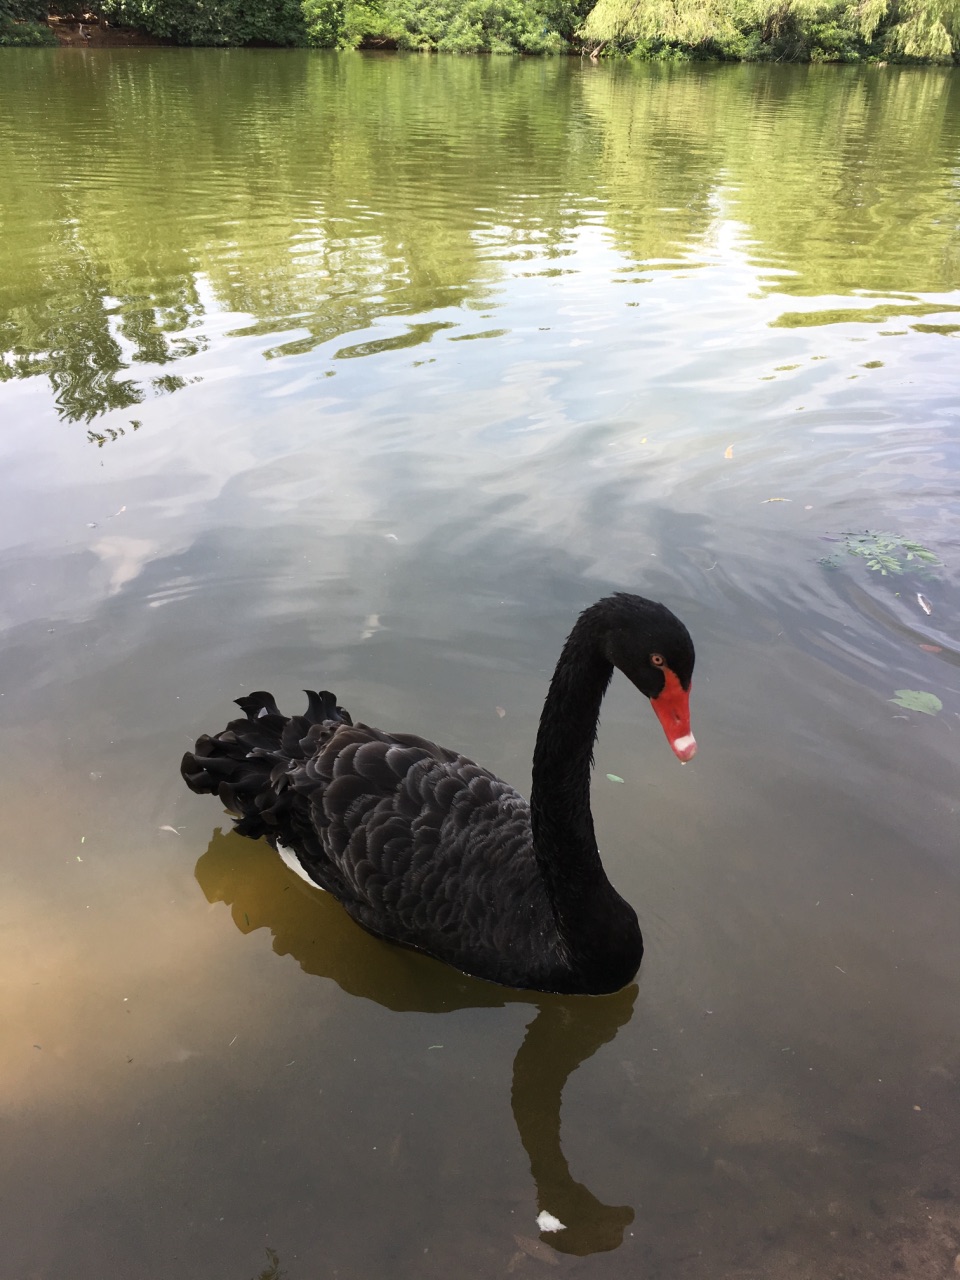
[651,669,696,762]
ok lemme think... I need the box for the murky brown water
[1,51,958,1279]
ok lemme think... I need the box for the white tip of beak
[671,733,697,762]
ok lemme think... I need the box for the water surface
[1,51,959,1279]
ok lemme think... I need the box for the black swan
[181,593,695,995]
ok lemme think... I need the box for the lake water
[1,49,959,1279]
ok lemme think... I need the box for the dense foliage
[98,0,306,44]
[304,0,587,51]
[0,20,57,40]
[93,0,588,48]
[580,0,960,61]
[0,0,46,19]
[2,0,958,60]
[0,0,56,41]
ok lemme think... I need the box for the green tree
[98,0,308,45]
[578,0,960,59]
[580,0,738,51]
[852,0,960,57]
[0,0,45,19]
[0,0,57,42]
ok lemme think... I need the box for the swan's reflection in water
[195,828,636,1256]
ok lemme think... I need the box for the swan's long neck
[530,625,615,921]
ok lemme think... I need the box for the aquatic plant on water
[819,531,941,576]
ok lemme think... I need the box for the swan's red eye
[651,653,665,667]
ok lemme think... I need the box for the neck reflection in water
[195,828,637,1256]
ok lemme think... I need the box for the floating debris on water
[536,1210,566,1233]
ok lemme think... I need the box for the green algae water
[0,50,958,1279]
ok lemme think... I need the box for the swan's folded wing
[287,723,558,981]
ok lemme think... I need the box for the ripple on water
[0,51,959,1280]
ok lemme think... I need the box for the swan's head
[597,594,697,763]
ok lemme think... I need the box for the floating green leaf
[820,531,941,576]
[606,773,625,784]
[890,689,942,715]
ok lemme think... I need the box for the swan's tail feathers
[303,689,349,726]
[233,690,282,720]
[180,688,352,840]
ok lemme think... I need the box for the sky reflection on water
[0,51,958,1280]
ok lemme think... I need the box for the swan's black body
[181,594,695,994]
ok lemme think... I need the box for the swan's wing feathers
[281,725,558,983]
[181,691,563,988]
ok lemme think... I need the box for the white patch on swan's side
[276,842,323,888]
[536,1211,566,1233]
